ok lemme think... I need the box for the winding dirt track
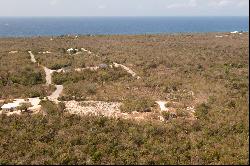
[28,51,63,101]
[28,51,179,114]
[2,50,196,120]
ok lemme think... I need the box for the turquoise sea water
[0,16,248,37]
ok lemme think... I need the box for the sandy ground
[0,97,42,116]
[65,100,123,117]
[64,100,163,121]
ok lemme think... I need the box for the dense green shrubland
[0,52,54,98]
[0,98,248,165]
[0,33,248,164]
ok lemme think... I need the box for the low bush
[121,97,155,113]
[85,83,97,95]
[162,111,170,120]
[176,108,189,117]
[9,67,44,86]
[52,72,85,85]
[16,102,32,111]
[195,103,210,119]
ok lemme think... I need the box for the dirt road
[28,51,37,63]
[28,51,63,101]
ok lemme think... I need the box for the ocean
[0,16,248,37]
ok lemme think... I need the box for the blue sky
[0,0,249,16]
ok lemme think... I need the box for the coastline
[0,31,248,39]
[0,16,248,37]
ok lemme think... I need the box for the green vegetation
[52,67,132,85]
[121,97,155,113]
[8,67,43,86]
[0,51,54,99]
[0,99,248,164]
[53,67,134,101]
[35,51,101,70]
[161,111,171,120]
[0,33,248,164]
[16,102,32,111]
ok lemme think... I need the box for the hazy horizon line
[0,15,249,18]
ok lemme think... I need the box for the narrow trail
[113,62,141,79]
[48,85,63,102]
[28,51,63,101]
[26,50,194,121]
[28,50,167,111]
[2,50,195,120]
[1,51,64,116]
[43,66,53,85]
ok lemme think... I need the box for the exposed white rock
[65,100,123,118]
[231,31,239,34]
[1,97,42,115]
[1,99,25,110]
[159,116,165,122]
[81,48,92,54]
[156,101,169,112]
[186,106,195,113]
[74,66,99,72]
[28,51,37,63]
[55,68,66,73]
[9,51,18,54]
[67,48,74,52]
[6,110,22,116]
[42,51,51,54]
